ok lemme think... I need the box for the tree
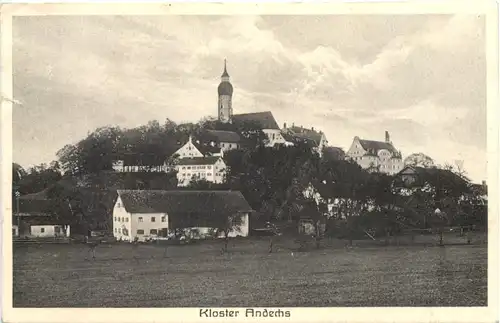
[314,159,371,245]
[12,163,26,187]
[15,162,62,195]
[404,153,435,168]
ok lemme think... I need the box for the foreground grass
[13,234,487,307]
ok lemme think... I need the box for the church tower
[217,59,233,123]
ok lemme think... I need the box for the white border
[1,2,498,323]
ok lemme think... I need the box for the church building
[216,60,285,147]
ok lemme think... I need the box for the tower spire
[221,58,229,78]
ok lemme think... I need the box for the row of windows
[114,228,158,235]
[137,216,167,223]
[114,216,167,222]
[136,229,157,235]
[181,172,211,178]
[182,165,213,170]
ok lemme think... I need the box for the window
[118,228,121,234]
[121,217,124,222]
[187,166,191,170]
[151,217,156,222]
[126,218,129,222]
[117,202,122,208]
[150,229,158,235]
[137,229,144,235]
[115,228,117,233]
[182,167,186,170]
[207,166,212,169]
[114,217,117,221]
[40,228,45,233]
[55,227,60,234]
[161,216,166,222]
[139,217,143,222]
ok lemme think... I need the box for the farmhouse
[175,156,227,187]
[346,131,404,175]
[14,197,70,239]
[112,190,254,242]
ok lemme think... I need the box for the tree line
[12,117,486,244]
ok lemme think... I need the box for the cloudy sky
[13,15,486,182]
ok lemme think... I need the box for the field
[13,233,487,307]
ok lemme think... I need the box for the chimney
[482,180,487,187]
[385,131,390,143]
[311,126,314,131]
[283,122,287,129]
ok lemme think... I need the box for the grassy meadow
[13,233,487,307]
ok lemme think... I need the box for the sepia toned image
[1,2,498,321]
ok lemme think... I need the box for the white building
[112,153,168,173]
[346,131,404,175]
[15,196,71,239]
[232,111,288,147]
[204,129,241,152]
[175,156,227,187]
[281,123,329,155]
[172,136,207,159]
[112,190,253,242]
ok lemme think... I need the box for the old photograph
[2,3,496,315]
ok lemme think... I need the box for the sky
[12,15,486,182]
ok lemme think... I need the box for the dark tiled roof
[192,142,221,156]
[281,132,295,142]
[232,111,280,130]
[286,126,323,145]
[15,196,72,219]
[177,156,222,166]
[358,139,401,157]
[205,130,241,143]
[18,215,69,225]
[117,190,253,215]
[16,199,53,215]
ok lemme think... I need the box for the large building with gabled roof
[346,131,404,174]
[112,190,253,242]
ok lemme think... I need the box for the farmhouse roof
[117,190,253,215]
[205,130,241,143]
[232,111,280,130]
[358,139,401,158]
[177,156,222,166]
[18,215,70,226]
